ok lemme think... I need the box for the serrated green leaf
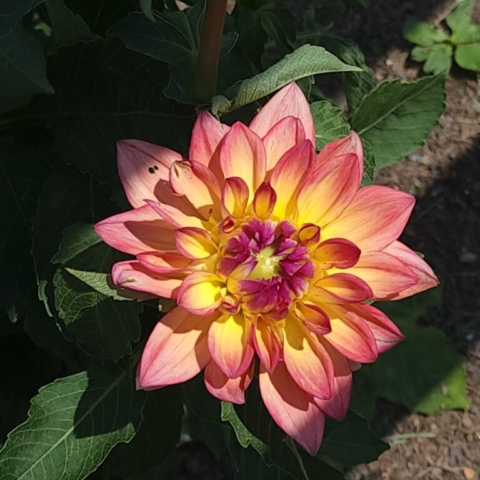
[52,224,102,265]
[351,289,470,417]
[46,0,93,47]
[319,412,388,466]
[446,0,475,33]
[351,75,445,170]
[403,20,449,47]
[259,5,296,55]
[423,44,453,74]
[455,42,480,72]
[53,268,142,360]
[65,268,153,302]
[103,387,183,479]
[109,11,195,65]
[228,45,361,112]
[0,0,44,36]
[0,25,53,106]
[140,0,154,21]
[310,100,351,151]
[0,366,145,480]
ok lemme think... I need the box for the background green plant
[0,1,467,479]
[404,0,480,75]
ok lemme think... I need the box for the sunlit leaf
[351,74,445,169]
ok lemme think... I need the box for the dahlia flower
[95,83,438,455]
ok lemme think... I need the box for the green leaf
[310,100,351,151]
[45,0,94,47]
[0,141,51,322]
[319,412,388,467]
[224,381,347,479]
[32,164,116,314]
[0,366,145,480]
[351,289,470,417]
[53,266,142,360]
[63,0,136,36]
[446,0,475,33]
[423,44,453,74]
[259,5,296,55]
[411,45,431,62]
[451,24,480,44]
[104,387,183,479]
[228,44,361,112]
[140,0,155,21]
[316,35,376,114]
[455,43,480,72]
[351,74,446,170]
[361,138,376,186]
[0,25,53,105]
[403,20,449,47]
[52,224,102,265]
[109,11,195,65]
[19,38,194,185]
[0,0,44,36]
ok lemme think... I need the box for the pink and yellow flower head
[95,83,438,455]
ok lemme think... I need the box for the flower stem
[194,0,227,104]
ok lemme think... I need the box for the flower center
[250,246,281,280]
[217,219,315,319]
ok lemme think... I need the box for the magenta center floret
[218,219,315,319]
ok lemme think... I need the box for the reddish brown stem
[194,0,227,104]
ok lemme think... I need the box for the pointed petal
[294,302,331,335]
[175,227,218,259]
[204,360,253,404]
[383,241,439,299]
[177,271,224,315]
[253,182,277,219]
[146,199,205,229]
[312,273,373,304]
[259,362,325,455]
[344,303,405,354]
[221,177,250,218]
[297,153,362,227]
[137,251,192,273]
[208,313,254,378]
[324,305,378,363]
[189,111,230,169]
[314,342,352,421]
[253,316,282,373]
[314,238,361,269]
[342,251,418,300]
[220,123,266,199]
[169,160,221,218]
[270,140,314,219]
[263,116,306,172]
[137,306,215,389]
[315,131,363,171]
[117,139,184,208]
[94,204,176,255]
[112,260,183,298]
[322,186,415,252]
[283,317,334,399]
[250,83,316,146]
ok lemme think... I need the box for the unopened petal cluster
[95,83,438,455]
